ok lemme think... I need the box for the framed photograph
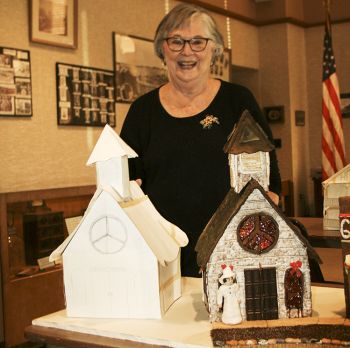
[113,33,168,104]
[340,93,350,118]
[210,48,232,82]
[0,46,32,117]
[56,62,115,127]
[29,0,78,49]
[263,106,284,124]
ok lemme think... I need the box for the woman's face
[162,16,215,85]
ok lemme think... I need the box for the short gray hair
[154,3,224,61]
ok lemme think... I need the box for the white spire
[86,124,137,166]
[87,124,138,199]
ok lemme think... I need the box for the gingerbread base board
[211,323,350,346]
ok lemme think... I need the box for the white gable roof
[50,181,188,266]
[87,124,138,165]
[322,163,350,186]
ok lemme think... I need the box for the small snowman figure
[217,264,242,325]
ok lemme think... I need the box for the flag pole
[323,0,331,34]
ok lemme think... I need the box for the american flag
[322,9,346,180]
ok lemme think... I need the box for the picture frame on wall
[0,46,32,117]
[56,62,115,127]
[113,33,168,104]
[340,93,350,118]
[29,0,78,49]
[263,106,285,124]
[210,48,232,82]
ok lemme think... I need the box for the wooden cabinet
[0,186,95,347]
[23,211,64,265]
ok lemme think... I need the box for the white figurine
[217,264,242,325]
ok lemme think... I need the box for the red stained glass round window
[237,214,279,254]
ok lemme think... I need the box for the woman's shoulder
[124,87,161,125]
[130,87,160,108]
[217,80,258,110]
[219,80,253,97]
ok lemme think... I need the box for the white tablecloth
[32,278,346,348]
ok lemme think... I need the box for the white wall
[0,0,167,192]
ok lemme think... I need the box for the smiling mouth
[178,61,197,69]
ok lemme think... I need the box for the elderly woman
[121,3,281,277]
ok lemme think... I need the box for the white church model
[50,125,188,319]
[323,163,350,230]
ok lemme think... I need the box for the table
[25,278,346,348]
[296,217,340,245]
[296,217,343,283]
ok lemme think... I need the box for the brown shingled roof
[195,179,321,271]
[223,109,275,154]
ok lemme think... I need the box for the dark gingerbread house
[195,110,321,323]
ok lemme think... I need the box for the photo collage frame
[0,46,32,117]
[56,63,115,127]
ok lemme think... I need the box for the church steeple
[224,110,274,193]
[86,124,138,199]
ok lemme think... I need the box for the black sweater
[121,80,281,277]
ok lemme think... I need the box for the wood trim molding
[180,0,350,28]
[25,325,170,348]
[181,0,256,24]
[258,16,350,28]
[2,185,96,203]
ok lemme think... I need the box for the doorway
[244,267,278,320]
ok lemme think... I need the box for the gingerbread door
[244,267,278,320]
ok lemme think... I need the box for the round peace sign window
[237,214,279,254]
[89,215,127,254]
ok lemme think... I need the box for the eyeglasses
[164,37,211,52]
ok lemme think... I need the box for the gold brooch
[200,115,220,129]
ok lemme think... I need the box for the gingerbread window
[284,262,304,317]
[237,214,279,254]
